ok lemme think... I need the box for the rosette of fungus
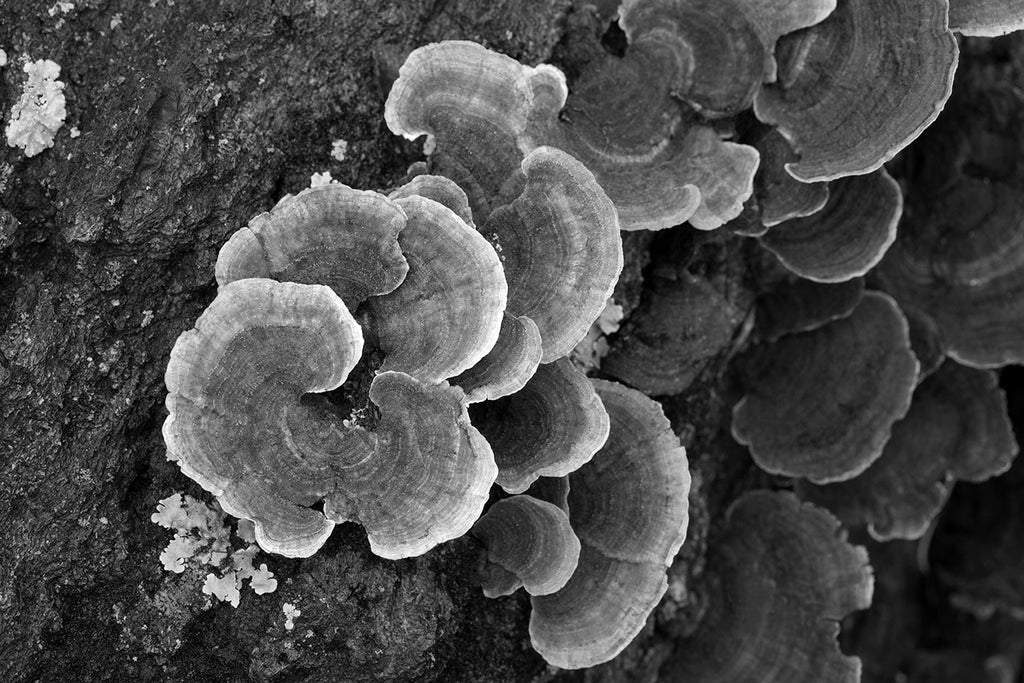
[165,184,508,559]
[665,491,873,683]
[530,380,691,669]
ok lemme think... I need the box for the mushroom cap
[484,147,623,362]
[948,0,1024,36]
[756,277,864,342]
[389,173,476,227]
[604,269,744,396]
[471,494,581,598]
[383,40,540,220]
[752,128,829,228]
[216,183,409,309]
[618,0,836,116]
[530,379,690,670]
[163,278,364,557]
[164,279,498,559]
[759,169,902,283]
[667,491,873,683]
[522,52,759,231]
[873,78,1024,368]
[798,361,1018,541]
[323,371,498,559]
[452,312,543,403]
[364,195,506,382]
[470,358,610,494]
[754,0,958,182]
[732,291,919,483]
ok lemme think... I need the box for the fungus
[530,380,690,669]
[163,278,497,559]
[5,58,67,157]
[948,0,1024,36]
[758,169,902,283]
[617,0,835,117]
[452,313,542,403]
[755,277,864,342]
[732,291,919,483]
[386,54,624,357]
[799,361,1018,541]
[384,40,539,220]
[603,268,744,395]
[521,43,759,231]
[216,183,409,310]
[470,358,609,494]
[470,495,580,598]
[362,195,506,382]
[754,0,958,182]
[666,491,873,683]
[388,173,475,228]
[751,128,829,228]
[873,75,1024,368]
[484,147,623,361]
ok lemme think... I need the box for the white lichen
[5,59,67,158]
[152,493,277,607]
[571,298,624,372]
[331,138,348,161]
[310,170,338,187]
[282,602,301,630]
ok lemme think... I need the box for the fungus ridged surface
[874,76,1024,368]
[470,495,580,598]
[732,291,919,483]
[603,269,744,395]
[363,195,506,382]
[388,173,476,228]
[617,0,835,117]
[756,277,864,342]
[452,313,542,403]
[215,183,409,308]
[470,358,610,494]
[530,380,690,670]
[384,40,537,219]
[322,371,498,560]
[759,169,902,283]
[164,278,498,559]
[164,279,357,557]
[754,0,958,182]
[752,128,830,228]
[665,491,873,683]
[484,147,623,361]
[948,0,1024,36]
[386,51,624,359]
[521,41,759,231]
[799,361,1018,541]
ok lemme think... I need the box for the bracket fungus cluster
[164,155,624,562]
[154,0,1024,673]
